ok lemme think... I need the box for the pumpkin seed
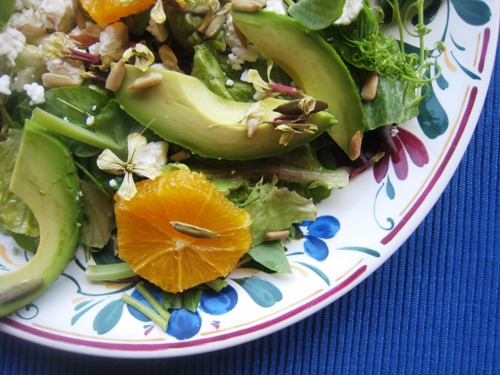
[0,277,44,305]
[170,221,220,239]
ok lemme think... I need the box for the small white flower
[97,133,168,200]
[122,43,155,72]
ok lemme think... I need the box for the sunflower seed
[360,71,379,101]
[348,130,362,160]
[204,14,226,38]
[169,149,191,162]
[42,73,81,88]
[105,58,125,92]
[231,0,265,12]
[127,72,163,90]
[158,45,181,72]
[265,230,290,241]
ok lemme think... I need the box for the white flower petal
[247,69,270,93]
[127,133,148,162]
[117,172,137,201]
[97,149,126,175]
[151,0,167,24]
[134,165,162,180]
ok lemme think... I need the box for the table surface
[1,34,499,375]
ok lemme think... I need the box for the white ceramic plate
[1,1,498,358]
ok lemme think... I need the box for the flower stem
[136,281,171,322]
[121,293,169,331]
[85,262,137,281]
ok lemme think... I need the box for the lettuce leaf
[0,129,39,237]
[243,176,317,245]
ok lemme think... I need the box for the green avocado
[0,121,82,317]
[115,66,337,160]
[231,9,365,159]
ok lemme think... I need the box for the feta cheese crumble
[224,15,259,70]
[23,82,45,105]
[335,0,364,25]
[0,75,12,96]
[0,27,26,70]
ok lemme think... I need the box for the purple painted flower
[373,127,429,183]
[300,215,341,261]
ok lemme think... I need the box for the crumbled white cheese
[46,58,85,83]
[15,0,41,11]
[0,27,26,71]
[109,179,118,188]
[134,141,169,171]
[224,15,259,70]
[93,22,129,60]
[23,82,45,105]
[147,18,169,43]
[86,115,95,126]
[8,7,46,37]
[335,0,364,25]
[39,0,76,32]
[226,78,234,86]
[265,0,287,14]
[0,75,12,95]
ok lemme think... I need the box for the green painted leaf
[386,177,395,200]
[248,240,292,274]
[451,51,481,80]
[288,0,346,30]
[232,277,282,308]
[72,299,104,325]
[451,0,491,26]
[417,78,449,139]
[296,262,330,286]
[93,299,124,335]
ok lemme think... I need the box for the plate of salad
[0,0,497,358]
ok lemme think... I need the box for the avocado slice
[0,121,83,317]
[115,66,337,160]
[231,10,366,159]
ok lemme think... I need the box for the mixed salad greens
[0,0,441,324]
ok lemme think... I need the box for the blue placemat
[1,36,499,375]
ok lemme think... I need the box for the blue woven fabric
[1,36,499,375]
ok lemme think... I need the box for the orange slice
[114,170,252,293]
[80,0,156,28]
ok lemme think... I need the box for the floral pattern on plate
[0,0,498,358]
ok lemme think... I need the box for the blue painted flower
[125,283,239,339]
[300,215,340,261]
